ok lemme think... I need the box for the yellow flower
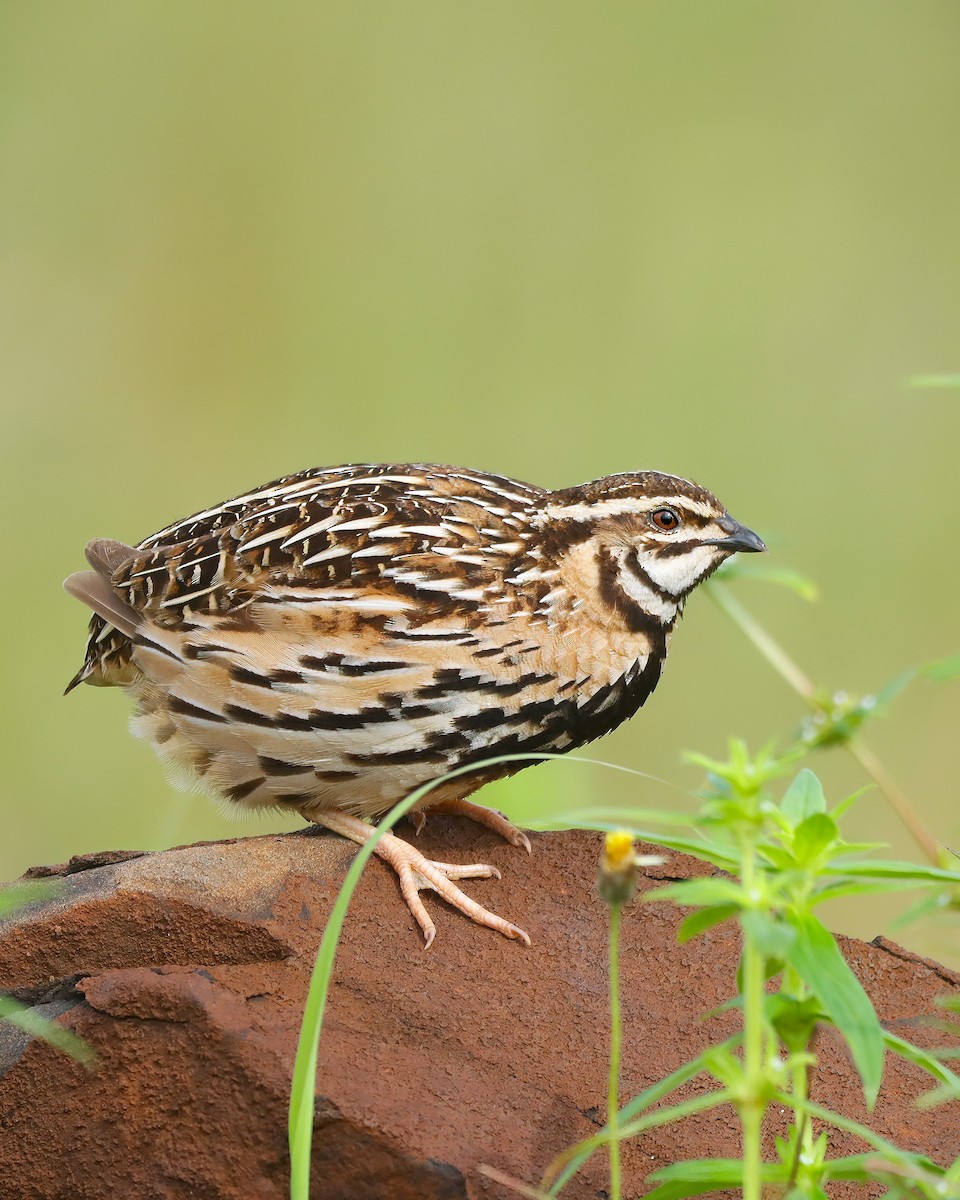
[599,830,638,907]
[602,830,636,873]
[598,830,666,906]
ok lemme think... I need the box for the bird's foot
[308,810,531,949]
[413,798,533,853]
[379,835,531,949]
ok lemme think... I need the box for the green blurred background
[2,3,958,955]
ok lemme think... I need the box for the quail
[64,463,764,946]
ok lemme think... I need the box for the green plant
[521,753,960,1200]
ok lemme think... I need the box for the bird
[64,462,765,947]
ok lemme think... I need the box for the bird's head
[535,471,765,631]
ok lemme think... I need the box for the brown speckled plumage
[65,462,764,945]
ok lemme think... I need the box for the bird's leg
[307,810,531,949]
[420,798,533,854]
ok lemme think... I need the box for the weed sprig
[526,751,960,1200]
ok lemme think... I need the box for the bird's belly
[125,612,663,819]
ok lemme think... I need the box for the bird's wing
[105,465,542,624]
[64,464,545,689]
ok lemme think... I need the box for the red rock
[0,822,958,1198]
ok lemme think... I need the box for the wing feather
[65,463,546,689]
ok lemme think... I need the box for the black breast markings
[344,657,662,772]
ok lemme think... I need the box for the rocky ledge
[1,821,958,1199]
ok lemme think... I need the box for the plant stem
[709,583,817,701]
[708,582,939,864]
[788,1067,811,1187]
[785,971,813,1189]
[847,739,940,864]
[608,902,623,1200]
[739,839,764,1200]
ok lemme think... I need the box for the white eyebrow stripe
[537,498,646,522]
[641,496,716,518]
[538,495,716,523]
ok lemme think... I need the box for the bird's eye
[651,507,681,532]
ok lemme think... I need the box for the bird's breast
[122,587,671,816]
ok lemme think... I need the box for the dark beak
[710,518,766,554]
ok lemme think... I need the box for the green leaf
[826,859,960,885]
[781,770,826,824]
[0,997,93,1064]
[811,879,945,906]
[677,904,738,943]
[524,805,692,832]
[784,1092,945,1176]
[618,1041,741,1126]
[887,891,954,929]
[640,834,741,872]
[870,653,960,714]
[646,878,744,909]
[884,1031,960,1097]
[783,911,884,1107]
[713,559,819,602]
[830,785,875,820]
[815,1153,893,1182]
[783,1186,829,1200]
[872,666,919,710]
[549,824,740,872]
[923,653,960,682]
[756,843,800,871]
[825,840,886,857]
[825,1151,946,1185]
[766,993,825,1053]
[741,909,796,960]
[0,881,56,917]
[643,1159,787,1200]
[542,1042,741,1194]
[793,812,839,865]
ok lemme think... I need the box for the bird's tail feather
[63,569,140,638]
